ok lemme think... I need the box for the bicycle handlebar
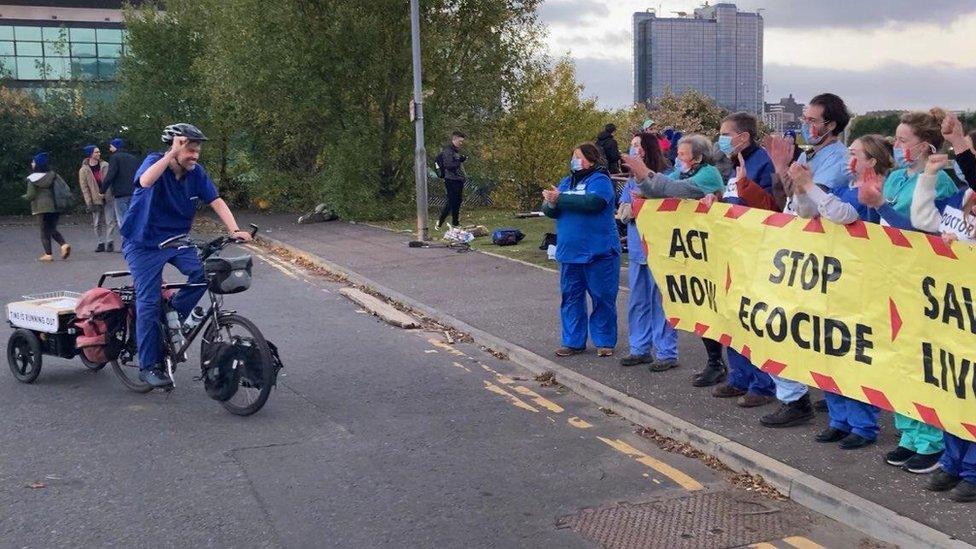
[158,223,259,259]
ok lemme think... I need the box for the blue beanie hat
[32,152,49,171]
[83,144,97,157]
[110,138,124,150]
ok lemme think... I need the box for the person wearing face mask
[789,134,894,451]
[859,109,956,474]
[759,93,853,429]
[615,133,679,371]
[698,113,777,403]
[769,93,853,215]
[623,134,724,201]
[542,143,620,358]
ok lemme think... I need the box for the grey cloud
[764,62,976,113]
[539,0,609,25]
[571,56,635,108]
[734,0,976,29]
[570,56,976,113]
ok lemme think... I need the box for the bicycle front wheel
[203,313,275,416]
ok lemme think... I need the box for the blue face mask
[717,135,734,155]
[570,157,583,172]
[628,146,639,157]
[801,122,828,146]
[674,159,688,173]
[893,146,910,169]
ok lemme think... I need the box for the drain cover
[557,491,799,549]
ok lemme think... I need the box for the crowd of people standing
[22,138,140,260]
[543,94,976,503]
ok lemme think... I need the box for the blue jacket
[620,178,645,264]
[724,145,775,206]
[544,169,620,264]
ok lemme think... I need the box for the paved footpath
[0,217,877,548]
[234,212,976,547]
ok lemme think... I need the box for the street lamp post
[409,0,429,242]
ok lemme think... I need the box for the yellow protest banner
[635,197,976,442]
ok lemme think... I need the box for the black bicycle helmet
[161,123,208,144]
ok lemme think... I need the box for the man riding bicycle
[120,123,252,388]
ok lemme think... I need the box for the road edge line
[256,233,970,549]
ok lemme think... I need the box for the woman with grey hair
[623,134,725,199]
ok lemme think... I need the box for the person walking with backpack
[79,144,116,252]
[100,138,140,234]
[435,131,468,230]
[22,152,71,261]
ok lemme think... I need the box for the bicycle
[98,224,281,416]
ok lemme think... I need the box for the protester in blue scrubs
[764,93,853,428]
[792,134,893,450]
[542,143,620,358]
[121,123,252,388]
[616,132,678,371]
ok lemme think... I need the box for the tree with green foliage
[646,88,728,137]
[482,60,606,210]
[848,113,902,141]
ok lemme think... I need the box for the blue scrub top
[798,140,850,191]
[619,178,646,264]
[554,170,620,264]
[121,152,219,248]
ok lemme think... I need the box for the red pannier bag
[74,288,127,364]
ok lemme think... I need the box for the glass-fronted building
[633,3,763,114]
[0,1,140,88]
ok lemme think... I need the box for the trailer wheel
[78,353,106,371]
[7,329,43,383]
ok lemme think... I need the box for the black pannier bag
[204,255,253,294]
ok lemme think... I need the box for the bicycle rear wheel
[109,318,151,393]
[203,313,274,416]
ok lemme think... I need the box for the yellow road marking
[258,255,300,280]
[784,537,824,549]
[512,386,564,413]
[451,361,472,373]
[748,544,778,549]
[496,374,516,385]
[597,437,703,491]
[424,350,438,354]
[567,417,593,429]
[427,338,466,357]
[484,381,538,413]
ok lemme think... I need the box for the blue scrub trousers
[771,374,808,403]
[560,255,620,349]
[727,349,775,396]
[825,393,879,440]
[124,243,207,371]
[626,261,677,359]
[940,433,976,483]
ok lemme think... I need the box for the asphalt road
[0,217,883,548]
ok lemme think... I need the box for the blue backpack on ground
[491,228,525,246]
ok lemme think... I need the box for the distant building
[763,94,804,133]
[633,3,763,114]
[0,1,145,90]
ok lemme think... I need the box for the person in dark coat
[22,152,71,261]
[435,131,468,230]
[595,123,622,174]
[101,138,140,235]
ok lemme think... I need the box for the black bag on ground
[539,232,557,251]
[491,228,525,246]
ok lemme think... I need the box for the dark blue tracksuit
[120,153,219,371]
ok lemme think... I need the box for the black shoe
[814,398,828,412]
[648,358,679,372]
[95,243,105,253]
[139,367,173,389]
[904,451,944,474]
[927,469,962,492]
[692,362,727,387]
[839,434,875,450]
[949,480,976,502]
[815,427,848,443]
[759,394,814,428]
[106,241,114,253]
[619,354,653,367]
[885,446,916,466]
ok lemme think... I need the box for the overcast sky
[539,0,976,113]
